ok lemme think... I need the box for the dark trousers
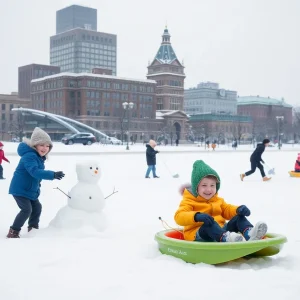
[0,165,3,178]
[196,215,253,242]
[11,196,42,231]
[245,160,266,177]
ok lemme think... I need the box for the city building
[56,5,97,34]
[237,95,293,140]
[0,93,31,140]
[184,82,237,115]
[146,27,188,141]
[147,27,185,111]
[18,64,60,99]
[30,72,160,142]
[50,5,117,74]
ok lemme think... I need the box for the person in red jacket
[0,142,10,179]
[294,153,300,172]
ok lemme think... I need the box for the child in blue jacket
[7,127,65,238]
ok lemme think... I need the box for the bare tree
[9,110,26,141]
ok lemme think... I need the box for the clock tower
[147,27,186,111]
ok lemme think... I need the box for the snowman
[50,160,107,232]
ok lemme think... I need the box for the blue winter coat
[9,142,55,201]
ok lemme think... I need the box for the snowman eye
[90,167,92,169]
[89,196,92,199]
[96,167,98,170]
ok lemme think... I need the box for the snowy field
[0,142,300,300]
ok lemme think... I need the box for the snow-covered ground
[0,142,299,300]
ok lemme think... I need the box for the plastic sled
[154,229,287,265]
[288,171,300,177]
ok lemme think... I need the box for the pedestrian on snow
[294,153,300,172]
[240,138,271,182]
[175,160,268,242]
[175,139,179,146]
[0,142,10,179]
[232,140,238,150]
[211,142,216,151]
[145,139,159,178]
[7,127,65,238]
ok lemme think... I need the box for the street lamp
[276,116,284,150]
[122,101,134,150]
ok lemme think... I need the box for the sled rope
[158,217,183,235]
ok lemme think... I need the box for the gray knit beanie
[27,127,53,152]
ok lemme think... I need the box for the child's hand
[237,205,250,216]
[194,213,214,225]
[54,171,65,180]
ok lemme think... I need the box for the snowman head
[76,161,101,183]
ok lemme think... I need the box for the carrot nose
[94,170,98,174]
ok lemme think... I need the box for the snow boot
[28,225,39,232]
[263,177,271,181]
[244,222,268,241]
[221,231,245,242]
[240,174,245,181]
[6,228,20,238]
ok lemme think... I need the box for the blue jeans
[195,215,253,242]
[145,165,157,178]
[11,196,42,231]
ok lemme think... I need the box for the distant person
[240,139,271,182]
[206,140,210,149]
[232,140,238,150]
[145,139,159,178]
[7,127,65,238]
[211,142,216,151]
[0,142,10,179]
[294,153,300,172]
[175,139,179,146]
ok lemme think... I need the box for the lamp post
[122,101,134,150]
[276,116,284,150]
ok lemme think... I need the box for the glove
[194,213,214,225]
[237,205,250,217]
[54,171,65,180]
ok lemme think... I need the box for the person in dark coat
[0,141,10,179]
[145,139,159,178]
[7,127,65,238]
[240,139,271,182]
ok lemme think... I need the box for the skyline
[1,0,299,105]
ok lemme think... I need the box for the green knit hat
[191,160,221,196]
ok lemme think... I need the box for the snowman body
[50,160,107,232]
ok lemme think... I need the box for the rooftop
[31,72,157,84]
[189,113,252,122]
[238,96,292,108]
[153,28,180,65]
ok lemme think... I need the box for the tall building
[147,27,185,111]
[56,5,97,34]
[184,82,237,115]
[18,64,60,99]
[50,6,117,75]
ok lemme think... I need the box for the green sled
[155,230,287,265]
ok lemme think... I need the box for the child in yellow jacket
[174,160,268,242]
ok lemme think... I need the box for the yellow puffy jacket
[174,188,238,241]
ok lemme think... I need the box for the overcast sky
[1,0,299,105]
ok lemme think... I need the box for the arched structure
[12,108,109,140]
